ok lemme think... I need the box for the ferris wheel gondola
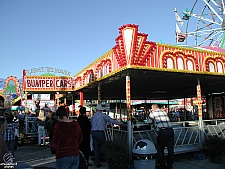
[175,0,225,48]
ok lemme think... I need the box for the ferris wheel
[175,0,225,48]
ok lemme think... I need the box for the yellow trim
[11,96,21,105]
[156,43,225,56]
[74,63,225,91]
[202,55,225,71]
[129,65,225,76]
[74,66,128,91]
[25,76,72,78]
[73,50,113,77]
[0,93,6,100]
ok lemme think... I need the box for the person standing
[148,104,174,169]
[29,100,40,133]
[3,114,16,157]
[0,117,9,167]
[91,104,120,168]
[51,106,83,169]
[77,106,91,166]
[36,110,46,146]
[42,103,51,117]
[12,115,19,151]
[46,111,58,154]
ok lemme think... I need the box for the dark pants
[5,140,15,156]
[157,128,174,169]
[14,136,18,150]
[79,133,91,162]
[92,131,106,166]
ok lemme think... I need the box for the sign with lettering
[21,100,55,108]
[32,94,50,100]
[26,67,71,76]
[24,76,73,91]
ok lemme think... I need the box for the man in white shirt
[149,104,174,169]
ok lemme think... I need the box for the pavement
[13,143,225,169]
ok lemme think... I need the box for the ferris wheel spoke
[196,23,213,31]
[188,27,223,36]
[197,30,223,46]
[211,0,220,8]
[197,31,214,46]
[203,0,223,22]
[184,11,221,25]
[222,0,225,14]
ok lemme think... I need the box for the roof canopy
[75,68,225,100]
[71,24,225,100]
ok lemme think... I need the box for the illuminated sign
[26,67,71,76]
[24,76,73,91]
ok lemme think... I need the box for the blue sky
[0,0,195,79]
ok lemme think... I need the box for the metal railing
[25,116,38,135]
[106,119,225,154]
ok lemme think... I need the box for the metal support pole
[79,92,84,106]
[127,120,133,157]
[25,116,28,134]
[184,98,186,121]
[197,78,204,149]
[167,100,169,113]
[120,100,122,120]
[24,91,28,114]
[126,75,132,157]
[98,84,101,103]
[90,99,93,116]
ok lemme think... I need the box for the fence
[25,116,38,134]
[106,119,225,154]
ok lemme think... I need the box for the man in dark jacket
[77,106,91,166]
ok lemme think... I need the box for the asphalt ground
[13,143,225,169]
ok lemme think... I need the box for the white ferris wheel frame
[175,0,225,47]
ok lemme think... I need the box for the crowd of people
[1,101,175,169]
[0,101,122,169]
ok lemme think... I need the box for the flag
[176,23,181,34]
[175,12,184,26]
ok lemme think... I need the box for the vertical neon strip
[197,78,204,149]
[98,84,101,103]
[126,75,131,120]
[79,92,84,106]
[197,83,202,117]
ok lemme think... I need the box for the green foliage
[5,85,16,93]
[101,141,131,169]
[40,73,55,76]
[204,136,225,153]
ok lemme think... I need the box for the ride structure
[0,76,22,113]
[175,0,225,51]
[72,23,225,155]
[73,23,225,118]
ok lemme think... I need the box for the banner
[32,94,50,100]
[21,100,55,108]
[24,76,73,91]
